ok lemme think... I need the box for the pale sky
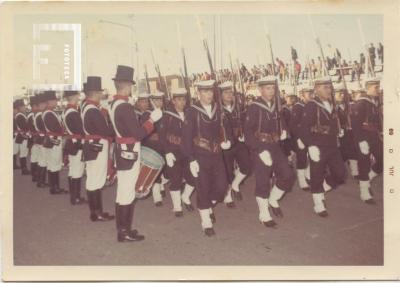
[14,14,382,93]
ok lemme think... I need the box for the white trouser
[30,144,40,163]
[17,140,29,158]
[116,144,141,205]
[13,138,18,155]
[68,150,85,178]
[85,139,108,191]
[47,141,63,172]
[38,145,48,167]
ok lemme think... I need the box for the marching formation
[13,62,383,241]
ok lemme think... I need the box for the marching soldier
[62,90,87,205]
[141,91,166,207]
[351,78,383,204]
[42,90,67,195]
[134,92,150,121]
[219,81,250,207]
[244,76,295,227]
[182,80,233,236]
[109,65,162,242]
[290,86,314,191]
[27,95,40,182]
[81,76,115,222]
[160,88,195,216]
[280,93,297,165]
[14,96,31,175]
[300,77,346,217]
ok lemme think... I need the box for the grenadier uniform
[182,80,233,236]
[34,92,49,188]
[141,91,166,206]
[351,78,383,204]
[81,76,115,222]
[109,65,157,242]
[62,90,87,205]
[160,88,196,216]
[14,97,31,175]
[218,81,250,207]
[299,77,346,217]
[42,90,67,195]
[244,76,295,227]
[13,100,21,170]
[27,95,40,182]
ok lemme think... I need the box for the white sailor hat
[150,91,165,99]
[365,77,381,85]
[137,92,150,99]
[314,76,332,85]
[351,87,366,93]
[257,76,277,86]
[172,88,187,97]
[195,80,216,90]
[219,81,233,91]
[300,85,314,92]
[333,83,346,91]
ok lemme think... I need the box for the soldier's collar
[113,94,129,102]
[66,103,78,110]
[223,103,234,113]
[191,102,216,118]
[165,110,184,121]
[85,99,100,107]
[252,99,275,113]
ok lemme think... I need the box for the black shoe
[204,227,215,237]
[183,203,194,212]
[174,211,183,217]
[155,201,163,207]
[210,213,216,224]
[226,202,236,209]
[54,171,68,194]
[94,189,115,220]
[270,206,283,218]
[232,191,243,201]
[13,155,20,170]
[365,198,376,205]
[118,229,145,242]
[36,167,46,188]
[20,158,30,175]
[301,187,310,191]
[31,163,38,182]
[262,220,277,228]
[117,203,145,242]
[317,210,329,217]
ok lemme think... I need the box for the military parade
[11,14,384,252]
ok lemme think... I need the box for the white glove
[190,160,199,178]
[359,141,369,155]
[165,153,176,167]
[338,129,344,138]
[259,150,272,166]
[297,138,305,150]
[280,130,288,140]
[150,108,163,122]
[220,140,231,150]
[308,146,320,162]
[238,135,245,142]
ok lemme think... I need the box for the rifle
[176,21,192,106]
[229,52,244,137]
[144,64,151,94]
[150,47,171,102]
[195,15,227,142]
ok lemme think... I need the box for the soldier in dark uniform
[299,77,346,217]
[62,90,87,205]
[27,95,40,182]
[42,90,68,195]
[351,78,383,204]
[81,76,115,222]
[141,91,166,206]
[218,81,250,207]
[290,86,314,191]
[182,80,233,236]
[334,84,359,179]
[244,76,295,227]
[280,92,297,165]
[134,92,150,121]
[14,97,31,175]
[34,92,49,188]
[160,88,195,216]
[109,65,162,242]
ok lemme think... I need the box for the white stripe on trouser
[30,144,40,163]
[116,154,141,205]
[47,141,62,172]
[68,150,85,178]
[13,138,18,155]
[18,139,29,158]
[38,145,48,167]
[85,139,108,191]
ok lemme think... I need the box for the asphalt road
[13,165,383,266]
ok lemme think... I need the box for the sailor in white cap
[299,76,346,217]
[134,92,150,121]
[350,77,382,204]
[182,80,233,236]
[218,81,251,208]
[160,87,195,216]
[244,76,295,227]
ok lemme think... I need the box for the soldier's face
[315,84,332,101]
[302,91,314,102]
[18,105,26,113]
[136,98,149,111]
[366,83,380,97]
[335,91,344,103]
[153,98,163,108]
[222,89,234,105]
[173,96,187,111]
[259,84,276,101]
[38,102,46,111]
[199,89,214,105]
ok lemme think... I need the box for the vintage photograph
[2,0,397,280]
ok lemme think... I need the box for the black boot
[115,203,121,230]
[36,166,44,188]
[93,189,114,221]
[68,177,74,204]
[31,163,38,182]
[13,155,20,170]
[72,178,86,205]
[43,168,49,187]
[117,203,144,242]
[48,171,56,194]
[52,171,67,194]
[87,191,99,221]
[20,157,31,175]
